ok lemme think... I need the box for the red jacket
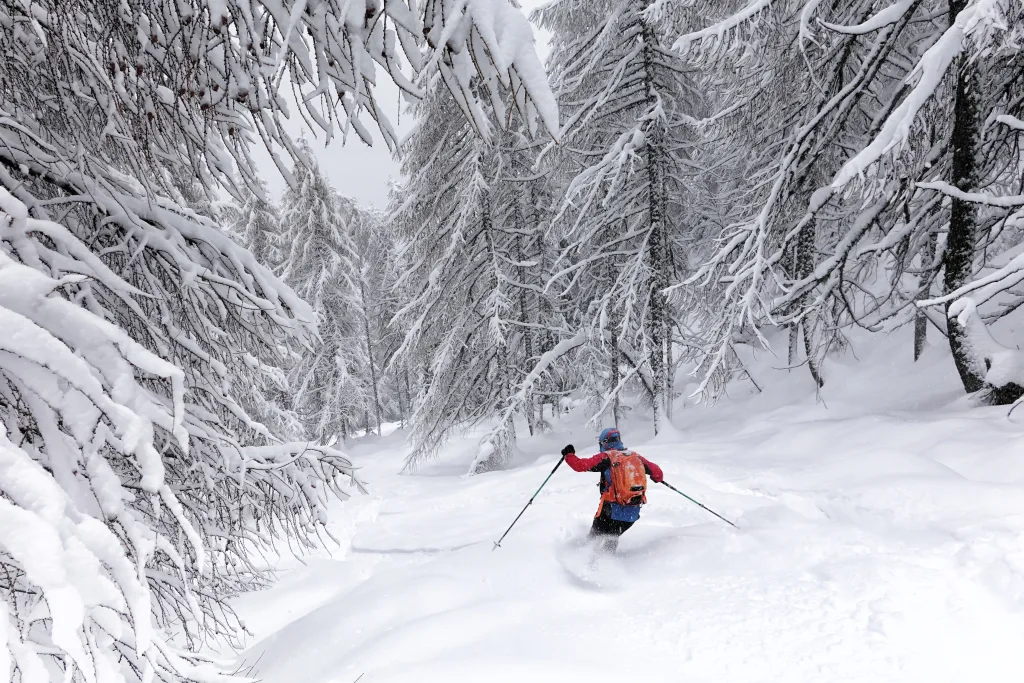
[565,450,664,483]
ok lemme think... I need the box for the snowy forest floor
[229,333,1024,683]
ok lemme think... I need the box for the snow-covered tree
[0,182,362,682]
[225,178,283,268]
[351,208,405,434]
[535,0,703,429]
[391,82,562,472]
[676,0,1024,403]
[497,137,565,436]
[376,194,419,430]
[391,83,508,470]
[220,180,305,438]
[278,152,369,441]
[0,0,555,680]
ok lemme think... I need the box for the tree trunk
[515,211,535,436]
[664,317,674,419]
[793,220,823,387]
[404,363,413,429]
[643,14,671,431]
[397,373,406,429]
[610,322,621,428]
[359,279,383,436]
[528,184,550,432]
[648,216,668,433]
[481,193,512,469]
[913,308,928,361]
[944,0,986,393]
[914,232,937,361]
[802,319,825,389]
[788,325,799,368]
[781,243,799,369]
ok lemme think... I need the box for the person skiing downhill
[561,428,663,554]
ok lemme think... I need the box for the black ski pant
[588,503,635,554]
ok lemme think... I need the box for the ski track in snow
[231,349,1024,683]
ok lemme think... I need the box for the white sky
[255,2,552,210]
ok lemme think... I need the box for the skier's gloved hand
[560,444,575,457]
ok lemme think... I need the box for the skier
[561,428,663,554]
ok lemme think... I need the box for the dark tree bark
[913,306,929,361]
[509,151,542,437]
[359,278,383,436]
[528,186,549,431]
[788,325,800,368]
[914,232,937,361]
[610,321,621,428]
[938,0,1024,405]
[403,363,413,429]
[642,13,672,430]
[792,220,824,387]
[943,0,986,394]
[515,224,536,436]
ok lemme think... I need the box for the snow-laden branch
[832,0,1007,189]
[820,0,916,35]
[672,0,777,53]
[420,0,559,139]
[920,248,1024,310]
[469,329,586,474]
[997,114,1024,131]
[391,86,564,472]
[917,181,1024,207]
[0,191,237,682]
[1,144,363,683]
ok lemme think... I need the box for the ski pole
[493,455,565,550]
[660,480,739,529]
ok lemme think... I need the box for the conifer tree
[279,150,369,441]
[352,208,391,435]
[226,178,283,268]
[392,84,560,472]
[678,0,1023,402]
[536,0,703,429]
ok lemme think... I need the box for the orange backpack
[603,450,648,506]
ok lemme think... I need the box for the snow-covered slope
[231,335,1024,683]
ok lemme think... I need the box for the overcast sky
[255,2,552,210]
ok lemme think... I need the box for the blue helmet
[598,427,624,451]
